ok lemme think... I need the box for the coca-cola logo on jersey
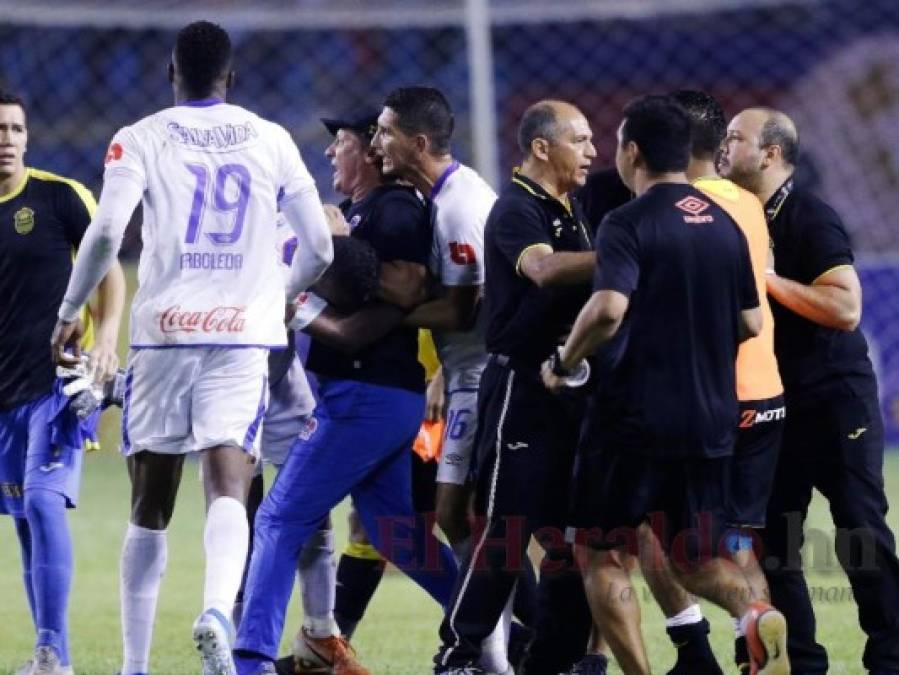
[159,305,247,334]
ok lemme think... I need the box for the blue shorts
[0,381,100,517]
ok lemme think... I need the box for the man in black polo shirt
[434,99,597,675]
[546,95,789,675]
[721,107,899,675]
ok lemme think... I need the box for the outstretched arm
[53,172,142,364]
[289,295,406,355]
[766,266,861,331]
[402,284,480,331]
[88,260,127,382]
[519,245,595,288]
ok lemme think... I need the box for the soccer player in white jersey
[372,86,514,674]
[49,22,332,675]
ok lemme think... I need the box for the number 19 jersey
[104,100,319,348]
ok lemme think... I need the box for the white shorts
[259,358,315,471]
[122,347,269,457]
[436,388,479,485]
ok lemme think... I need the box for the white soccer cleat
[27,646,74,674]
[192,608,237,675]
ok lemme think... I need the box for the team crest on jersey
[675,196,714,224]
[298,417,318,441]
[104,142,123,165]
[449,241,476,265]
[13,207,34,235]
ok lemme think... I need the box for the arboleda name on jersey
[166,120,258,149]
[180,251,244,271]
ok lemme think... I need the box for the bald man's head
[754,107,799,166]
[719,107,799,191]
[517,99,595,192]
[517,99,584,154]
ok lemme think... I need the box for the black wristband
[550,348,572,377]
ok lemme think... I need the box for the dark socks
[333,548,386,639]
[665,619,722,675]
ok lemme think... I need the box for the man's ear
[530,137,551,162]
[414,133,429,156]
[626,140,642,169]
[760,143,781,170]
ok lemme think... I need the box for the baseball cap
[321,109,380,142]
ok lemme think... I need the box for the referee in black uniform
[434,99,597,675]
[721,107,899,675]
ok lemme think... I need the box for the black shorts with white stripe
[435,356,589,670]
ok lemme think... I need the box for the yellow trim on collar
[0,171,28,203]
[28,168,98,216]
[512,176,542,198]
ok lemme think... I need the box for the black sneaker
[563,654,608,675]
[666,619,723,675]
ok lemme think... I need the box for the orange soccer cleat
[744,602,790,675]
[292,628,371,675]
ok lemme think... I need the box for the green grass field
[1,264,897,674]
[2,417,897,674]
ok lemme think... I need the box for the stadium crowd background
[2,0,899,441]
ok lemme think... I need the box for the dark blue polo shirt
[589,182,759,458]
[484,173,593,371]
[306,184,431,393]
[765,179,875,401]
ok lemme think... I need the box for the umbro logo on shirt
[675,196,714,224]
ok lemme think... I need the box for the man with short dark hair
[0,90,125,675]
[433,99,597,675]
[548,95,788,675]
[374,87,526,673]
[721,106,899,674]
[50,20,334,675]
[632,90,787,675]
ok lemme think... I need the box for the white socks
[203,497,249,620]
[120,523,167,675]
[665,603,704,628]
[299,527,338,639]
